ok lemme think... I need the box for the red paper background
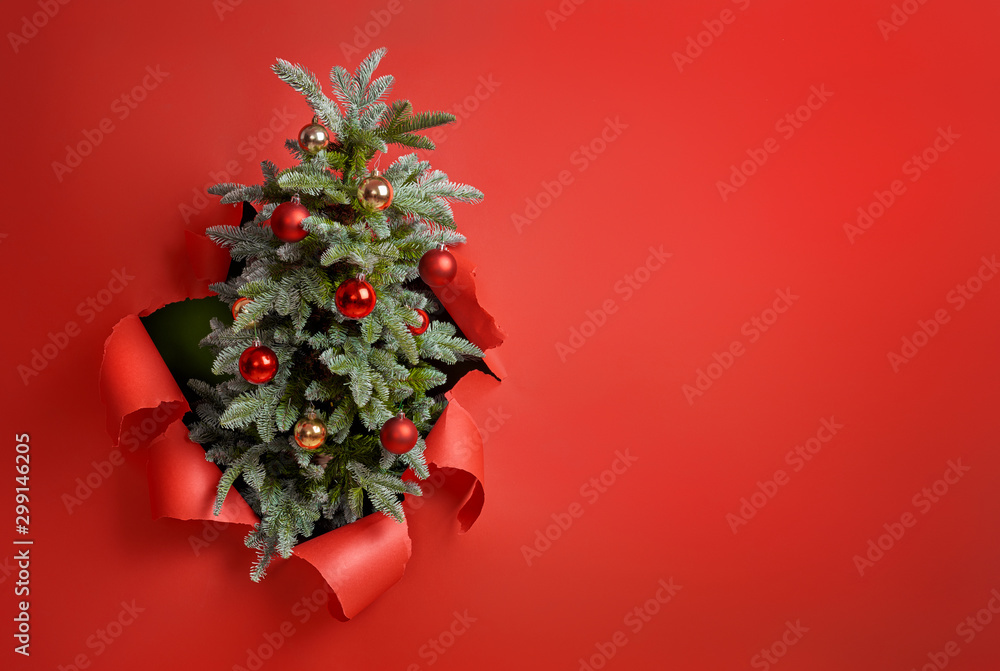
[3,1,1000,669]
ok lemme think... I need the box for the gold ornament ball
[358,175,393,210]
[294,413,327,450]
[298,123,332,153]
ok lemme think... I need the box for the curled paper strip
[99,314,188,447]
[147,422,258,524]
[293,513,412,621]
[98,228,505,618]
[431,249,506,379]
[423,377,487,532]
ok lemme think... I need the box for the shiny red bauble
[335,277,377,319]
[269,201,310,242]
[380,414,419,454]
[239,345,278,384]
[418,248,458,287]
[231,297,252,320]
[407,308,429,335]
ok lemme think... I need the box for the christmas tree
[187,49,484,581]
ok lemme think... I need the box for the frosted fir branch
[276,166,350,202]
[379,300,419,364]
[206,223,274,249]
[274,398,299,432]
[261,160,279,182]
[272,59,344,135]
[207,183,265,205]
[391,187,456,228]
[347,486,364,520]
[360,98,390,131]
[395,110,456,134]
[284,139,307,162]
[388,132,436,151]
[361,77,392,108]
[377,106,455,149]
[347,123,388,154]
[353,48,387,95]
[369,347,409,382]
[400,439,430,480]
[418,175,485,203]
[419,227,467,248]
[329,65,359,119]
[406,366,447,393]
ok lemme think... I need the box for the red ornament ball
[335,277,377,319]
[358,175,393,210]
[407,308,429,335]
[232,297,252,320]
[239,345,278,384]
[419,248,458,287]
[269,201,310,242]
[380,413,419,454]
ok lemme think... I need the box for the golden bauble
[294,413,327,449]
[358,174,393,210]
[297,123,332,153]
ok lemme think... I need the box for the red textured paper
[99,314,188,446]
[423,373,491,532]
[293,513,412,621]
[184,229,234,292]
[9,3,1000,668]
[147,422,258,524]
